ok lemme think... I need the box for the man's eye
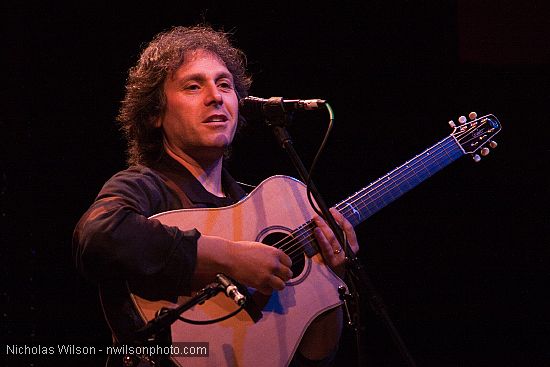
[218,81,234,90]
[185,84,200,90]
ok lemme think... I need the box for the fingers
[313,209,338,246]
[230,241,293,293]
[313,226,337,261]
[257,273,288,295]
[267,246,293,281]
[330,208,359,254]
[313,209,358,253]
[313,208,361,277]
[269,274,287,291]
[256,259,292,295]
[272,253,293,282]
[278,250,293,269]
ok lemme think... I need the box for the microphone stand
[261,100,417,367]
[108,283,223,367]
[134,283,222,344]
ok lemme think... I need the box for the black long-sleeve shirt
[73,153,246,300]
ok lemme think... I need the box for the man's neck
[164,146,225,197]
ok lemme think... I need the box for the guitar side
[133,175,347,367]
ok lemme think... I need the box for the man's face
[156,49,239,162]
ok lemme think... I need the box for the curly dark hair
[117,25,252,166]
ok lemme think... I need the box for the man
[73,25,359,366]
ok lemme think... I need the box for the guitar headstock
[449,112,502,162]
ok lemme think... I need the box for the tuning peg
[468,111,478,120]
[448,120,456,128]
[458,115,467,124]
[480,147,490,156]
[472,154,481,163]
[489,140,498,148]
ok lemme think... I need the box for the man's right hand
[194,235,293,295]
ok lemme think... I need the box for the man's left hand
[313,208,359,278]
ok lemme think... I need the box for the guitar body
[131,175,347,367]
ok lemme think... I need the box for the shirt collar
[151,153,246,207]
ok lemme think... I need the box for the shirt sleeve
[72,167,199,300]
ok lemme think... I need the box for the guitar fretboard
[335,135,464,226]
[279,135,465,261]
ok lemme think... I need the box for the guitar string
[276,134,467,262]
[277,125,488,262]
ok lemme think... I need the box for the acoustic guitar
[100,114,501,367]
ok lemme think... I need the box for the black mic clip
[239,96,326,127]
[216,273,247,306]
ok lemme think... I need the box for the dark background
[3,1,549,366]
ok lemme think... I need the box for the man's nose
[204,84,223,106]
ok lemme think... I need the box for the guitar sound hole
[261,232,305,279]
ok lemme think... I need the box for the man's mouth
[203,114,228,123]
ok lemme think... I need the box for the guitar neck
[335,135,464,227]
[285,113,501,257]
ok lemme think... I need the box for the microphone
[239,96,326,121]
[216,273,246,306]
